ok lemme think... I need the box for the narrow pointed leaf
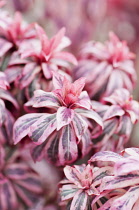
[72,113,88,140]
[59,124,78,165]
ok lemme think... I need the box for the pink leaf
[103,105,125,120]
[0,38,13,57]
[54,51,78,65]
[41,63,52,79]
[17,63,41,89]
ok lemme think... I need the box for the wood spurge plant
[0,1,139,210]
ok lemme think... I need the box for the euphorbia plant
[15,24,77,90]
[0,11,35,57]
[4,24,77,99]
[13,72,103,165]
[74,32,136,99]
[59,164,113,210]
[92,88,139,152]
[89,148,139,209]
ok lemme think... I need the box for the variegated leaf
[31,140,47,162]
[72,112,88,140]
[70,190,88,210]
[64,165,82,188]
[15,174,42,193]
[111,186,139,210]
[14,184,40,207]
[0,179,18,210]
[100,174,139,191]
[89,151,124,164]
[45,131,60,165]
[13,113,44,144]
[0,99,6,126]
[74,91,91,110]
[17,63,41,89]
[75,108,103,129]
[103,105,125,120]
[60,184,78,201]
[92,166,113,187]
[0,89,19,109]
[5,163,29,180]
[59,124,78,165]
[0,38,13,57]
[80,129,92,157]
[114,157,139,175]
[30,89,60,108]
[29,113,57,145]
[57,107,74,130]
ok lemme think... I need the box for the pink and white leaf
[0,89,19,109]
[74,91,91,110]
[89,151,124,164]
[0,38,13,57]
[17,63,41,89]
[72,112,88,140]
[54,51,77,65]
[80,129,92,157]
[114,157,139,175]
[5,66,22,84]
[52,71,64,89]
[41,62,52,79]
[63,165,82,188]
[111,186,139,210]
[75,108,103,129]
[124,148,139,158]
[103,105,125,120]
[0,179,18,210]
[100,174,139,191]
[4,163,29,180]
[30,89,60,109]
[56,107,74,130]
[59,125,78,165]
[70,190,88,210]
[0,72,9,90]
[60,184,79,201]
[13,113,44,144]
[29,113,57,145]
